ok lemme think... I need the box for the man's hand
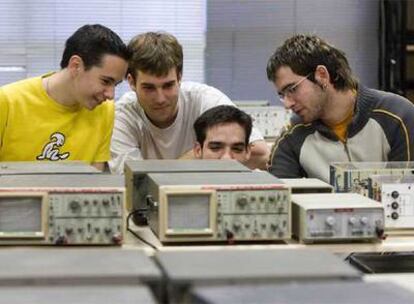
[92,162,106,172]
[178,149,196,160]
[245,140,270,170]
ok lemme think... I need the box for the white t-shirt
[109,82,263,174]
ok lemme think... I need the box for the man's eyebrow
[207,141,224,145]
[232,143,247,150]
[140,82,155,87]
[279,82,295,94]
[101,75,118,84]
[233,142,246,146]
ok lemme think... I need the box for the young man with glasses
[266,34,414,182]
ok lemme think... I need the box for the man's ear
[193,142,203,159]
[127,73,137,91]
[314,65,330,88]
[246,144,252,160]
[177,71,182,85]
[67,55,83,76]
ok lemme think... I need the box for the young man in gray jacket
[266,34,414,183]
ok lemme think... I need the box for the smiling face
[73,54,128,110]
[194,122,251,164]
[128,68,181,128]
[274,66,327,123]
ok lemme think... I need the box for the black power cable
[126,209,158,251]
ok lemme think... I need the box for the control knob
[69,200,81,212]
[237,195,248,207]
[270,223,279,231]
[325,216,335,227]
[112,234,122,245]
[233,221,242,231]
[360,217,368,225]
[348,217,357,225]
[391,191,399,199]
[391,212,399,220]
[55,235,67,245]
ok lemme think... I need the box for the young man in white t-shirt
[109,31,269,174]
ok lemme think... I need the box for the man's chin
[84,104,96,111]
[87,99,105,110]
[299,115,313,124]
[237,158,248,165]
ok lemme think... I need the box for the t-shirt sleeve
[196,84,264,143]
[198,86,234,112]
[93,101,114,163]
[249,126,264,143]
[109,105,144,174]
[0,89,9,148]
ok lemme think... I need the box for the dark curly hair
[267,34,357,91]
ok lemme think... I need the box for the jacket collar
[308,85,373,140]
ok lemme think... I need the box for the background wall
[0,0,206,98]
[1,0,379,103]
[205,0,379,105]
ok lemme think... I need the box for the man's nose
[220,149,233,160]
[154,88,167,104]
[282,95,295,109]
[103,86,115,100]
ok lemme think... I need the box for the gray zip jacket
[268,85,414,183]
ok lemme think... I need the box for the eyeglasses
[278,73,311,100]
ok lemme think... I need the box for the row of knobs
[236,193,286,206]
[390,201,400,220]
[325,216,369,226]
[69,199,111,211]
[232,221,281,231]
[55,234,122,245]
[224,222,285,240]
[64,226,114,235]
[389,191,400,220]
[54,224,122,244]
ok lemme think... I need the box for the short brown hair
[127,31,183,79]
